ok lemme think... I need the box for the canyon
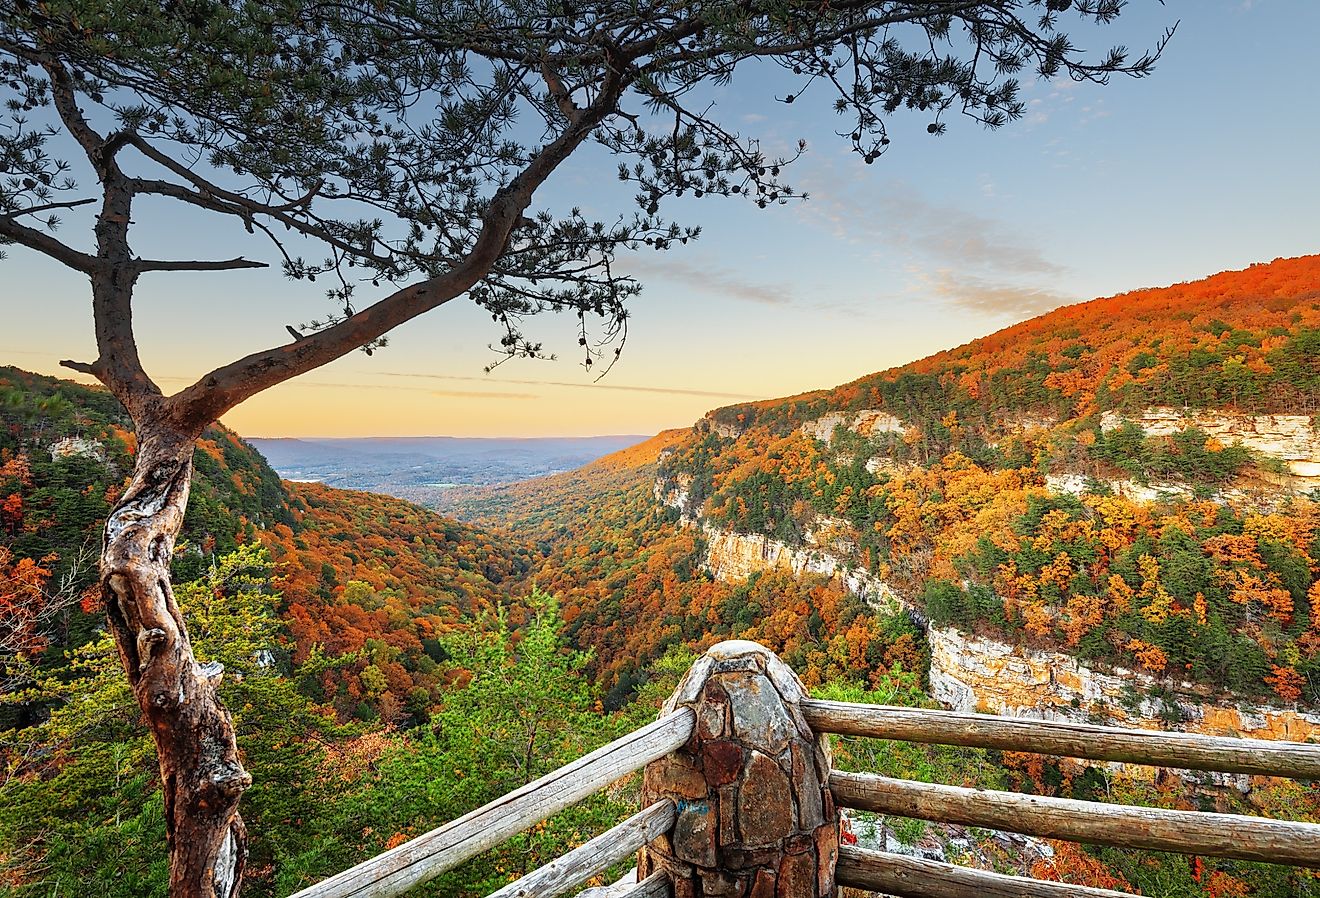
[658,404,1320,793]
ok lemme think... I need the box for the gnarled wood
[291,709,694,898]
[836,846,1138,898]
[830,771,1320,868]
[487,801,675,898]
[801,700,1320,779]
[102,424,249,898]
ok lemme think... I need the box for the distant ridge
[247,433,650,507]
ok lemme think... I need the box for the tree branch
[541,60,583,124]
[127,169,394,267]
[135,257,269,273]
[168,62,632,427]
[5,197,98,218]
[37,52,116,172]
[0,214,97,272]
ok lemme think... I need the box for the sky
[3,0,1319,438]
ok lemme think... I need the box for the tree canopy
[2,0,1172,424]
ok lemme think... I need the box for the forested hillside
[702,254,1320,439]
[4,256,1318,898]
[442,432,923,707]
[0,369,609,898]
[0,366,532,724]
[450,257,1320,897]
[654,256,1320,704]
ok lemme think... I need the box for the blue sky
[3,0,1317,437]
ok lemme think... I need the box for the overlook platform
[291,640,1320,898]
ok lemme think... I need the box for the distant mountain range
[247,434,649,507]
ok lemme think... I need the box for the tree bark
[101,417,250,898]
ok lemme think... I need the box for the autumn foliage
[650,257,1320,703]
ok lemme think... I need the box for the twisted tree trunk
[100,418,249,898]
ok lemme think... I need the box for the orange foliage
[1030,842,1135,892]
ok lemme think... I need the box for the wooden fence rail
[835,845,1139,898]
[802,699,1320,779]
[487,801,675,898]
[830,771,1320,868]
[290,709,694,898]
[286,641,1320,898]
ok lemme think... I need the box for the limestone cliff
[1101,407,1320,487]
[664,484,1319,778]
[800,409,906,443]
[699,520,902,614]
[929,626,1320,740]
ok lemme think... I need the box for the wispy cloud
[428,388,538,400]
[799,162,1075,319]
[378,371,763,400]
[624,255,793,305]
[802,173,1062,276]
[153,371,757,400]
[154,375,540,400]
[917,269,1071,318]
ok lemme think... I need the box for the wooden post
[639,640,839,898]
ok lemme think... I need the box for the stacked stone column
[639,640,838,898]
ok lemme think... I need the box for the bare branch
[127,168,394,267]
[0,214,97,272]
[135,257,269,273]
[58,359,99,375]
[5,197,97,218]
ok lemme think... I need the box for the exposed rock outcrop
[47,436,108,463]
[1101,407,1320,485]
[928,625,1320,740]
[801,409,906,443]
[655,471,696,517]
[700,523,901,613]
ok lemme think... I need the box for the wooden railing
[801,699,1320,779]
[293,641,1320,898]
[290,711,694,898]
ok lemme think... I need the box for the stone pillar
[639,640,838,898]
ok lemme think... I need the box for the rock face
[929,625,1320,738]
[800,409,906,443]
[640,640,838,898]
[1101,407,1320,484]
[929,625,1320,790]
[656,472,697,517]
[655,480,901,611]
[47,436,108,463]
[700,523,901,613]
[701,414,749,440]
[844,812,1053,875]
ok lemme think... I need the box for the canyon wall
[929,625,1320,739]
[700,520,903,614]
[659,403,1320,781]
[1101,407,1320,486]
[666,491,1319,773]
